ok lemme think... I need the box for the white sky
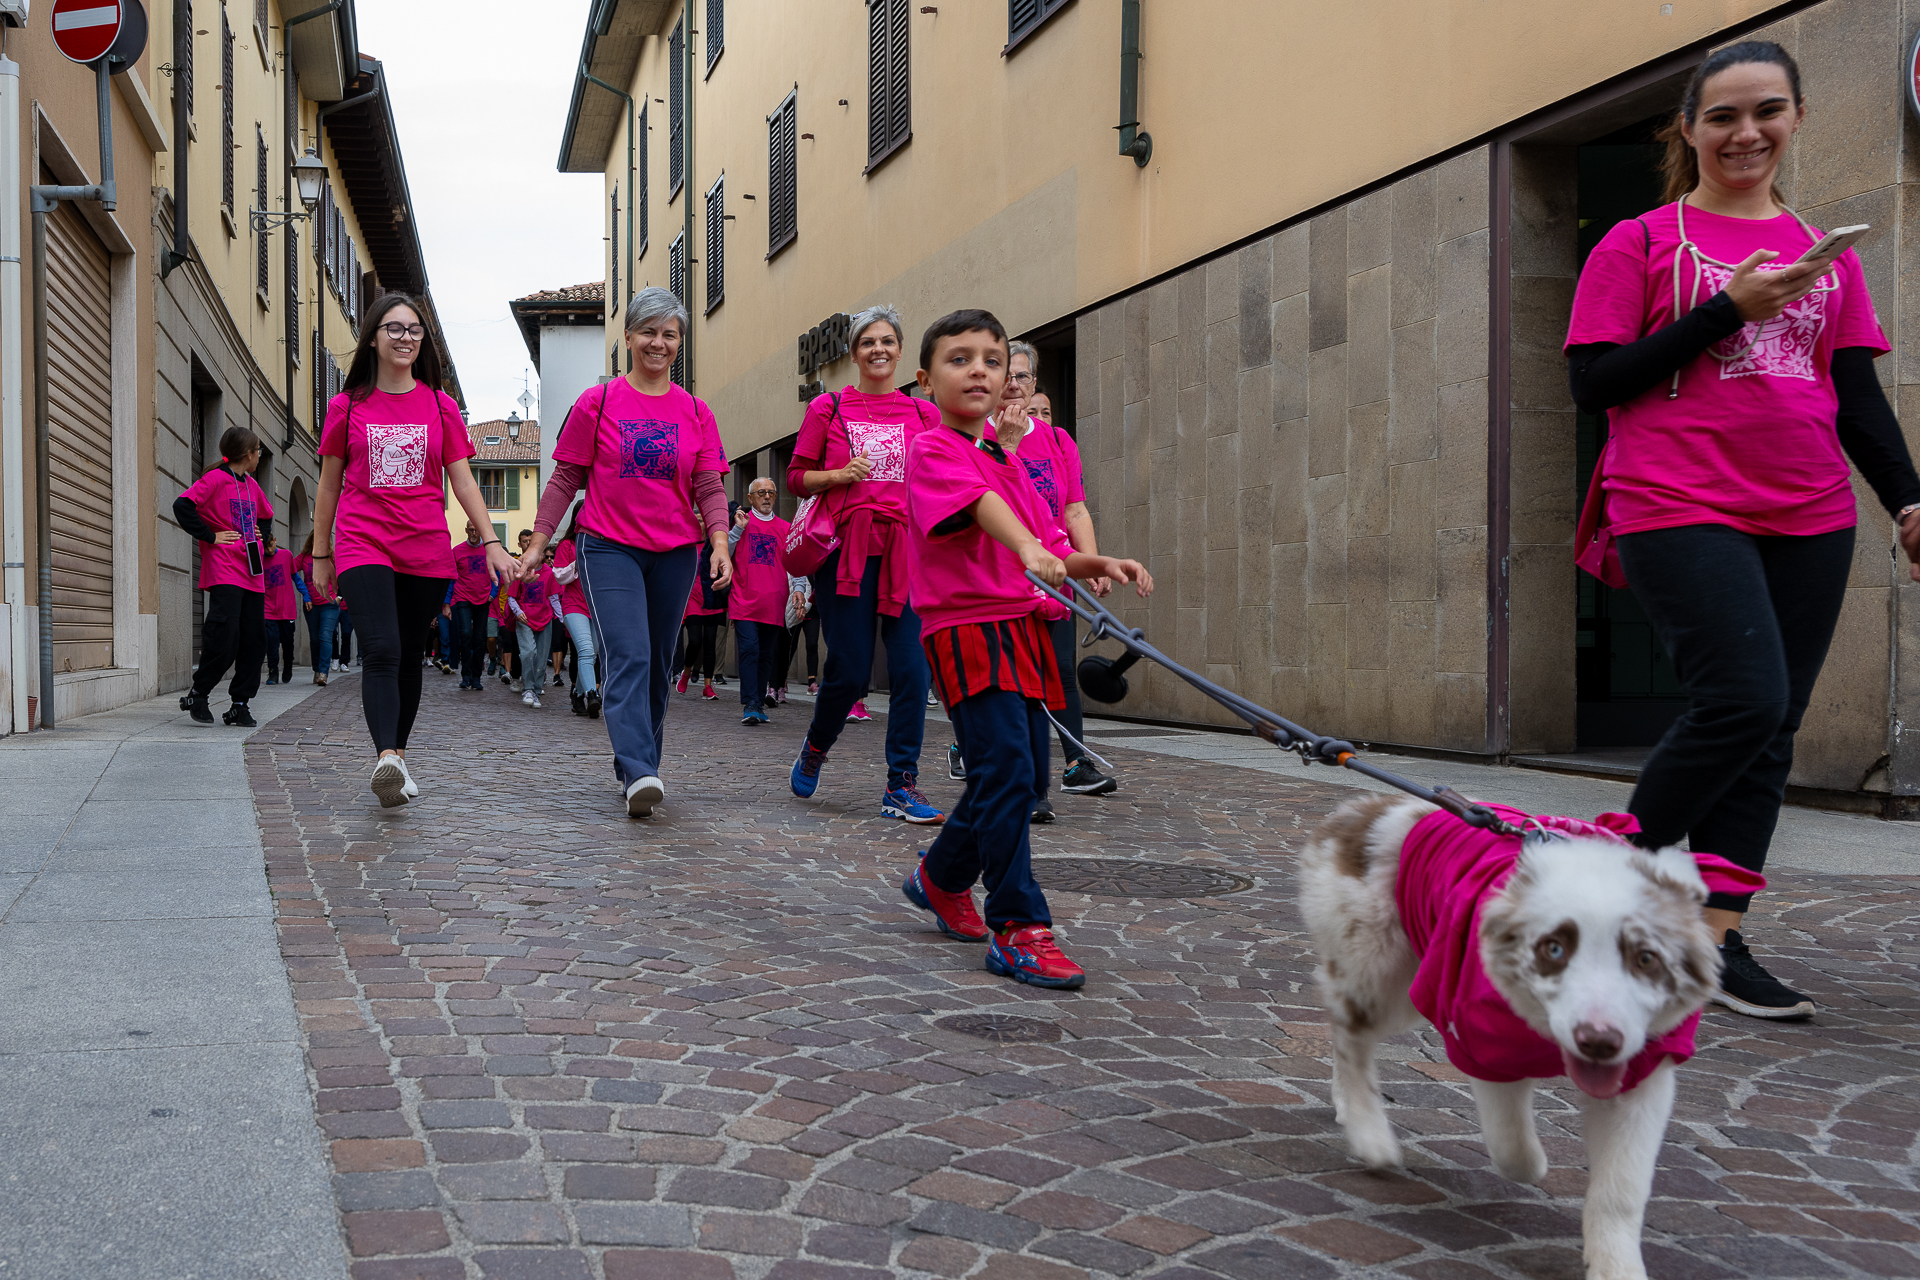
[355,0,603,427]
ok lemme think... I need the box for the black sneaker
[181,692,215,724]
[948,743,966,781]
[586,691,601,719]
[571,689,587,716]
[1031,795,1055,824]
[222,701,257,728]
[1712,930,1814,1020]
[1061,759,1118,796]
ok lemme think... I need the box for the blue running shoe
[881,773,945,825]
[902,855,988,941]
[790,739,828,798]
[743,708,768,725]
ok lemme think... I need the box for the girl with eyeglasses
[310,295,519,807]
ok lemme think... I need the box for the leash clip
[1519,817,1570,846]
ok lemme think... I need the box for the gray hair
[1009,341,1040,376]
[850,304,905,348]
[624,286,690,336]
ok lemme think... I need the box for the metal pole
[93,58,116,211]
[0,53,28,734]
[30,201,50,728]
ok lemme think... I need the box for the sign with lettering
[797,313,851,377]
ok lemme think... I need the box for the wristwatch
[1899,503,1920,525]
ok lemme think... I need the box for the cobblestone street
[248,674,1920,1280]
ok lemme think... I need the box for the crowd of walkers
[169,43,1916,1006]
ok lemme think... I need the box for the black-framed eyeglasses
[381,322,426,340]
[1008,372,1035,386]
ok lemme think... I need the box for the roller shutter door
[45,198,114,672]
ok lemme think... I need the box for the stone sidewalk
[246,673,1919,1280]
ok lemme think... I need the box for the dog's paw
[1492,1144,1548,1186]
[1344,1119,1402,1169]
[1584,1255,1648,1280]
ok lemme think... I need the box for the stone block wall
[1077,148,1493,753]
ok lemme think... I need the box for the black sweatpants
[1047,616,1086,765]
[337,565,450,754]
[193,585,266,702]
[683,616,722,680]
[1615,523,1854,913]
[265,618,297,682]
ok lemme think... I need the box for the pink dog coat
[1394,805,1766,1092]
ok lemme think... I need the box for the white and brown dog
[1298,793,1762,1280]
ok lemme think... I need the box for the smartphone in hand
[1796,224,1870,265]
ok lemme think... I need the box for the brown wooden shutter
[221,13,235,211]
[706,0,724,73]
[669,21,686,196]
[637,103,649,258]
[256,127,270,294]
[45,200,114,672]
[768,91,797,257]
[867,0,910,171]
[704,174,723,312]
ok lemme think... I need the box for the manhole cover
[936,1014,1063,1044]
[1034,857,1253,899]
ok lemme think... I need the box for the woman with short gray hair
[784,304,944,823]
[524,286,733,818]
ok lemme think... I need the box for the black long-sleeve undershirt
[1567,292,1920,520]
[172,494,217,544]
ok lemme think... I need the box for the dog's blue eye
[1543,941,1564,960]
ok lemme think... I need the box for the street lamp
[250,148,328,233]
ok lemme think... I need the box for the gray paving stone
[574,1203,695,1246]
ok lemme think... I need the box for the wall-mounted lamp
[249,147,329,232]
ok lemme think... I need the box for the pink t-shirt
[728,513,792,627]
[906,425,1074,632]
[1008,417,1086,522]
[320,384,474,577]
[1565,203,1889,537]
[553,380,729,553]
[1396,804,1766,1093]
[449,537,495,606]
[553,540,590,617]
[262,548,298,620]
[511,566,558,631]
[789,387,939,525]
[181,466,273,591]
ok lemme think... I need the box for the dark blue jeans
[265,618,296,681]
[305,602,338,673]
[451,601,488,684]
[1616,523,1854,913]
[578,532,698,785]
[734,620,777,711]
[804,548,930,789]
[922,687,1053,932]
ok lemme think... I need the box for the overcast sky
[356,0,603,427]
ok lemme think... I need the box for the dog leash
[1026,573,1530,840]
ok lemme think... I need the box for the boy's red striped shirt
[923,614,1064,710]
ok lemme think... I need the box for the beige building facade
[561,0,1920,808]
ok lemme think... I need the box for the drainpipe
[1117,0,1151,167]
[310,79,382,423]
[282,28,296,449]
[161,0,192,275]
[286,1,348,443]
[0,50,24,733]
[683,20,695,391]
[27,60,117,729]
[581,64,634,334]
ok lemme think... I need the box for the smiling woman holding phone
[1565,41,1920,1022]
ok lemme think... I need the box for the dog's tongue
[1563,1050,1629,1098]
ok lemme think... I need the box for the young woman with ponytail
[1565,42,1920,1020]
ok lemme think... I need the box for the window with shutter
[609,188,620,305]
[669,21,686,199]
[313,332,324,425]
[506,466,520,512]
[347,241,359,328]
[256,127,270,297]
[221,13,235,212]
[1006,0,1072,51]
[637,104,649,259]
[768,90,797,259]
[321,183,335,288]
[178,0,194,120]
[704,175,723,314]
[254,0,268,39]
[289,227,301,365]
[706,0,724,76]
[669,233,687,387]
[866,0,910,173]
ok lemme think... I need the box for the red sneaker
[702,680,717,700]
[986,924,1085,989]
[902,858,988,941]
[676,670,690,694]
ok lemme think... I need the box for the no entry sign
[50,0,123,65]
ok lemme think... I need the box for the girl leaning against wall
[174,426,273,726]
[311,295,519,808]
[1566,41,1920,1020]
[522,287,734,819]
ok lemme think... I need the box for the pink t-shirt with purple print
[552,380,729,553]
[553,540,590,618]
[728,514,791,627]
[1566,202,1889,538]
[181,466,274,591]
[262,548,298,620]
[449,537,495,606]
[1009,417,1086,522]
[511,567,558,631]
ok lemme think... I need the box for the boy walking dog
[899,310,1152,989]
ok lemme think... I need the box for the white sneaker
[625,775,665,817]
[530,695,542,708]
[398,757,420,799]
[522,689,537,706]
[370,755,409,808]
[336,660,348,672]
[510,679,524,693]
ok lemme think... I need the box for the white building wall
[537,326,604,491]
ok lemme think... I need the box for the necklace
[1665,193,1838,398]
